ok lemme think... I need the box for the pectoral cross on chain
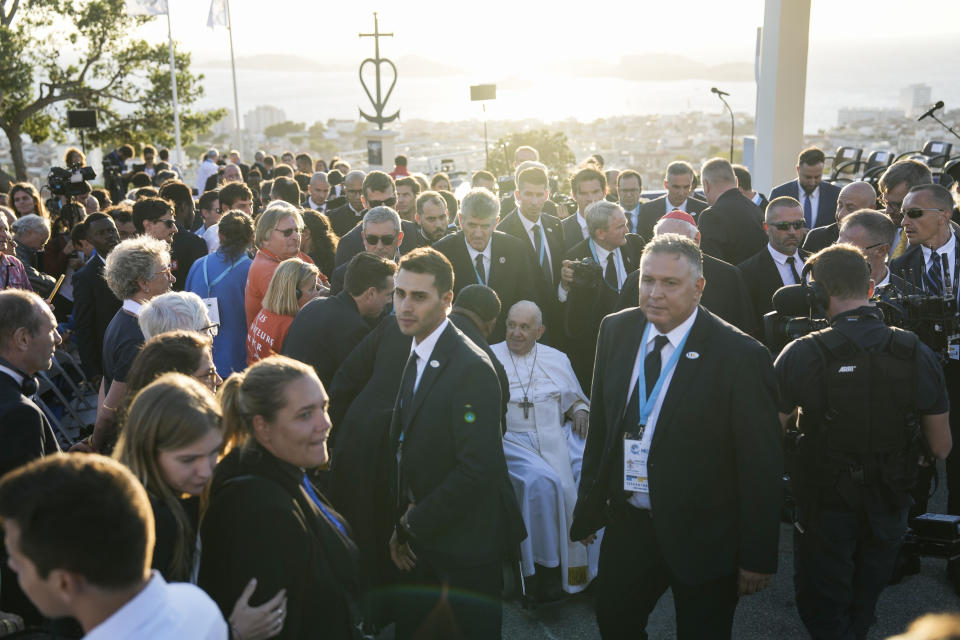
[519,396,534,419]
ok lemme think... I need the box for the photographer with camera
[776,243,951,639]
[102,144,134,204]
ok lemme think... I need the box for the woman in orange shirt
[247,258,321,365]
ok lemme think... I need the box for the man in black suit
[770,146,842,231]
[330,207,421,295]
[304,172,330,213]
[698,157,767,266]
[802,180,878,254]
[616,210,756,334]
[283,252,396,389]
[880,159,934,261]
[570,234,782,638]
[72,213,121,379]
[734,164,769,213]
[561,200,645,392]
[389,248,524,640]
[616,169,643,234]
[497,166,565,331]
[434,188,540,343]
[561,167,607,252]
[156,182,208,290]
[414,191,454,245]
[327,170,368,237]
[738,197,811,342]
[635,161,709,239]
[838,209,901,290]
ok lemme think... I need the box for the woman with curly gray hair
[82,236,174,454]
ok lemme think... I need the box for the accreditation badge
[202,297,221,327]
[949,342,959,361]
[623,436,649,493]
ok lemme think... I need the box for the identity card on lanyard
[201,257,238,327]
[623,322,691,494]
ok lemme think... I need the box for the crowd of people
[1,141,960,640]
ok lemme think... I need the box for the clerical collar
[122,298,144,317]
[767,243,802,265]
[646,307,698,349]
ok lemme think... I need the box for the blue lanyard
[532,223,545,265]
[636,321,692,427]
[202,255,239,297]
[471,254,487,285]
[589,239,623,291]
[301,473,347,537]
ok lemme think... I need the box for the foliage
[485,129,577,188]
[263,120,305,138]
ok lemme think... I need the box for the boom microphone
[711,87,730,97]
[918,101,945,122]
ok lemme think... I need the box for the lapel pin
[429,359,440,368]
[685,351,699,359]
[546,227,553,232]
[499,257,506,264]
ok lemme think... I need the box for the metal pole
[165,6,184,169]
[482,103,489,169]
[225,0,242,155]
[717,94,735,163]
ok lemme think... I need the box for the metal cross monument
[358,12,400,130]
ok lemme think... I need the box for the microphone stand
[926,111,960,143]
[713,91,735,162]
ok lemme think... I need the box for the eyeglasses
[769,220,807,231]
[364,234,396,246]
[201,322,220,338]
[274,226,304,238]
[903,207,945,219]
[152,218,176,229]
[195,368,220,386]
[367,197,398,208]
[879,196,902,212]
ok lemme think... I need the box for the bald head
[654,218,700,243]
[836,181,877,221]
[505,300,544,356]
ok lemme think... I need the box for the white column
[754,0,811,196]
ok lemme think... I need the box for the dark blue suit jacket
[769,179,841,230]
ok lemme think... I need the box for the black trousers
[794,505,905,640]
[393,551,502,640]
[596,505,738,640]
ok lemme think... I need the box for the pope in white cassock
[491,301,602,598]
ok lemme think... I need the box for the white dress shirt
[408,317,450,391]
[518,213,554,272]
[767,243,806,286]
[307,197,326,212]
[594,243,627,289]
[575,212,588,238]
[84,571,225,640]
[665,197,688,215]
[627,308,699,510]
[921,233,957,293]
[464,236,493,285]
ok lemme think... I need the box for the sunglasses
[364,234,396,246]
[368,197,397,208]
[769,220,807,231]
[152,218,176,229]
[274,226,304,238]
[903,207,945,219]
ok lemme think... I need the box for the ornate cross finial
[358,12,399,130]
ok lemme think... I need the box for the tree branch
[1,0,20,28]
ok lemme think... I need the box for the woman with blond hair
[246,258,320,364]
[115,372,286,640]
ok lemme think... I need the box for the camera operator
[776,243,951,639]
[102,144,134,204]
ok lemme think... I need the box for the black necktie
[644,335,670,397]
[786,256,802,285]
[398,351,419,426]
[474,254,486,285]
[532,224,552,287]
[604,253,618,289]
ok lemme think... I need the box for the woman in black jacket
[199,355,361,639]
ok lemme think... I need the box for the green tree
[263,120,305,138]
[486,129,576,188]
[0,0,223,179]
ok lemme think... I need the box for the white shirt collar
[593,241,618,266]
[646,306,699,349]
[0,364,24,386]
[921,232,956,265]
[410,317,449,361]
[308,197,324,210]
[666,197,687,214]
[463,235,492,263]
[83,573,158,639]
[98,253,108,265]
[767,243,803,265]
[876,266,890,288]
[576,212,587,233]
[122,298,144,316]
[518,212,543,233]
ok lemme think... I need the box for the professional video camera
[762,285,829,353]
[567,257,603,289]
[902,514,960,559]
[550,192,578,214]
[497,175,515,196]
[48,163,95,198]
[873,278,960,362]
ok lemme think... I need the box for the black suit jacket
[281,291,373,390]
[635,196,708,240]
[563,234,646,392]
[0,372,59,478]
[389,322,525,568]
[449,311,510,433]
[616,254,757,334]
[333,219,426,269]
[570,307,782,584]
[327,203,366,238]
[698,188,767,266]
[496,211,565,290]
[499,195,558,220]
[561,214,587,252]
[801,222,839,254]
[770,179,841,230]
[433,231,541,343]
[738,246,811,337]
[170,226,208,292]
[72,257,120,378]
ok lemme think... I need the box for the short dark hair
[732,164,752,191]
[395,154,408,166]
[439,191,459,219]
[198,189,220,213]
[125,330,211,400]
[765,196,802,221]
[840,209,896,247]
[430,172,451,189]
[70,219,88,245]
[271,176,301,207]
[106,205,133,226]
[396,176,421,196]
[295,152,312,166]
[453,284,501,322]
[471,170,496,185]
[157,181,192,213]
[516,166,548,189]
[0,454,152,589]
[363,170,395,196]
[617,169,642,190]
[219,182,253,209]
[91,188,111,209]
[879,159,933,195]
[129,171,152,188]
[0,289,44,346]
[570,167,607,196]
[142,145,157,156]
[272,165,293,178]
[344,251,398,296]
[132,197,173,233]
[798,147,826,167]
[217,210,255,260]
[416,190,447,217]
[907,183,954,211]
[398,247,454,295]
[118,144,135,159]
[809,244,871,300]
